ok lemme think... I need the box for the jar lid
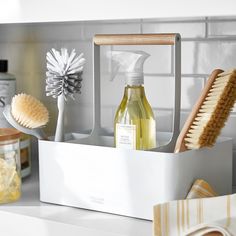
[0,128,21,141]
[0,60,8,73]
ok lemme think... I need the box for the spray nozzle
[107,50,150,85]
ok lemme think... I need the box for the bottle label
[0,80,16,127]
[116,124,136,149]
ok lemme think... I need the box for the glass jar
[0,128,21,204]
[20,134,31,178]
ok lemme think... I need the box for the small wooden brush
[175,69,236,152]
[3,93,49,140]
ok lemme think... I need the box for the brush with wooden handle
[175,69,236,153]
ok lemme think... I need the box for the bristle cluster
[185,70,236,149]
[46,48,85,100]
[11,94,49,129]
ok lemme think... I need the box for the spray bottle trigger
[107,51,121,81]
[110,61,121,81]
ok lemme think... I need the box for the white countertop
[0,160,152,236]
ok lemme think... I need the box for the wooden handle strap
[94,34,180,46]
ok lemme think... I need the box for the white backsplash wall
[0,17,236,184]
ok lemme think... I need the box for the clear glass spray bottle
[111,50,156,150]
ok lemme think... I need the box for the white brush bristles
[11,94,49,129]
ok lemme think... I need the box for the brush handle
[55,95,65,142]
[174,69,224,153]
[34,128,48,140]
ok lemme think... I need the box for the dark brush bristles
[184,70,236,149]
[45,48,85,100]
[46,71,83,99]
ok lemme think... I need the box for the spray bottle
[110,50,156,150]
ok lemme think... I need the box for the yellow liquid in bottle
[114,85,156,150]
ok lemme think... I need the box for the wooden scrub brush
[175,69,236,153]
[3,93,49,139]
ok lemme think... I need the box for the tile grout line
[81,22,86,41]
[140,17,236,24]
[140,19,143,34]
[4,35,236,44]
[205,17,209,39]
[203,16,209,87]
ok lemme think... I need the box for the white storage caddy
[39,34,232,220]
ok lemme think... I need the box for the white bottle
[0,60,16,128]
[0,60,31,178]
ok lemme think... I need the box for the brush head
[46,48,85,100]
[11,94,49,129]
[175,69,236,152]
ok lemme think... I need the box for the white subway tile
[15,73,45,98]
[112,45,172,74]
[142,22,205,38]
[208,21,236,36]
[198,41,236,74]
[221,114,236,149]
[0,23,84,43]
[0,24,33,43]
[182,41,236,74]
[5,43,35,74]
[100,45,113,75]
[181,77,204,110]
[146,76,204,111]
[101,106,113,128]
[181,41,200,74]
[83,22,141,40]
[101,73,126,107]
[64,102,93,133]
[145,75,175,109]
[32,42,52,74]
[143,17,205,22]
[0,43,10,59]
[180,111,190,129]
[7,42,71,79]
[153,109,173,132]
[31,22,84,42]
[208,16,236,20]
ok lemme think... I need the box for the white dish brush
[46,48,86,142]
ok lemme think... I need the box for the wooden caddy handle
[94,34,180,45]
